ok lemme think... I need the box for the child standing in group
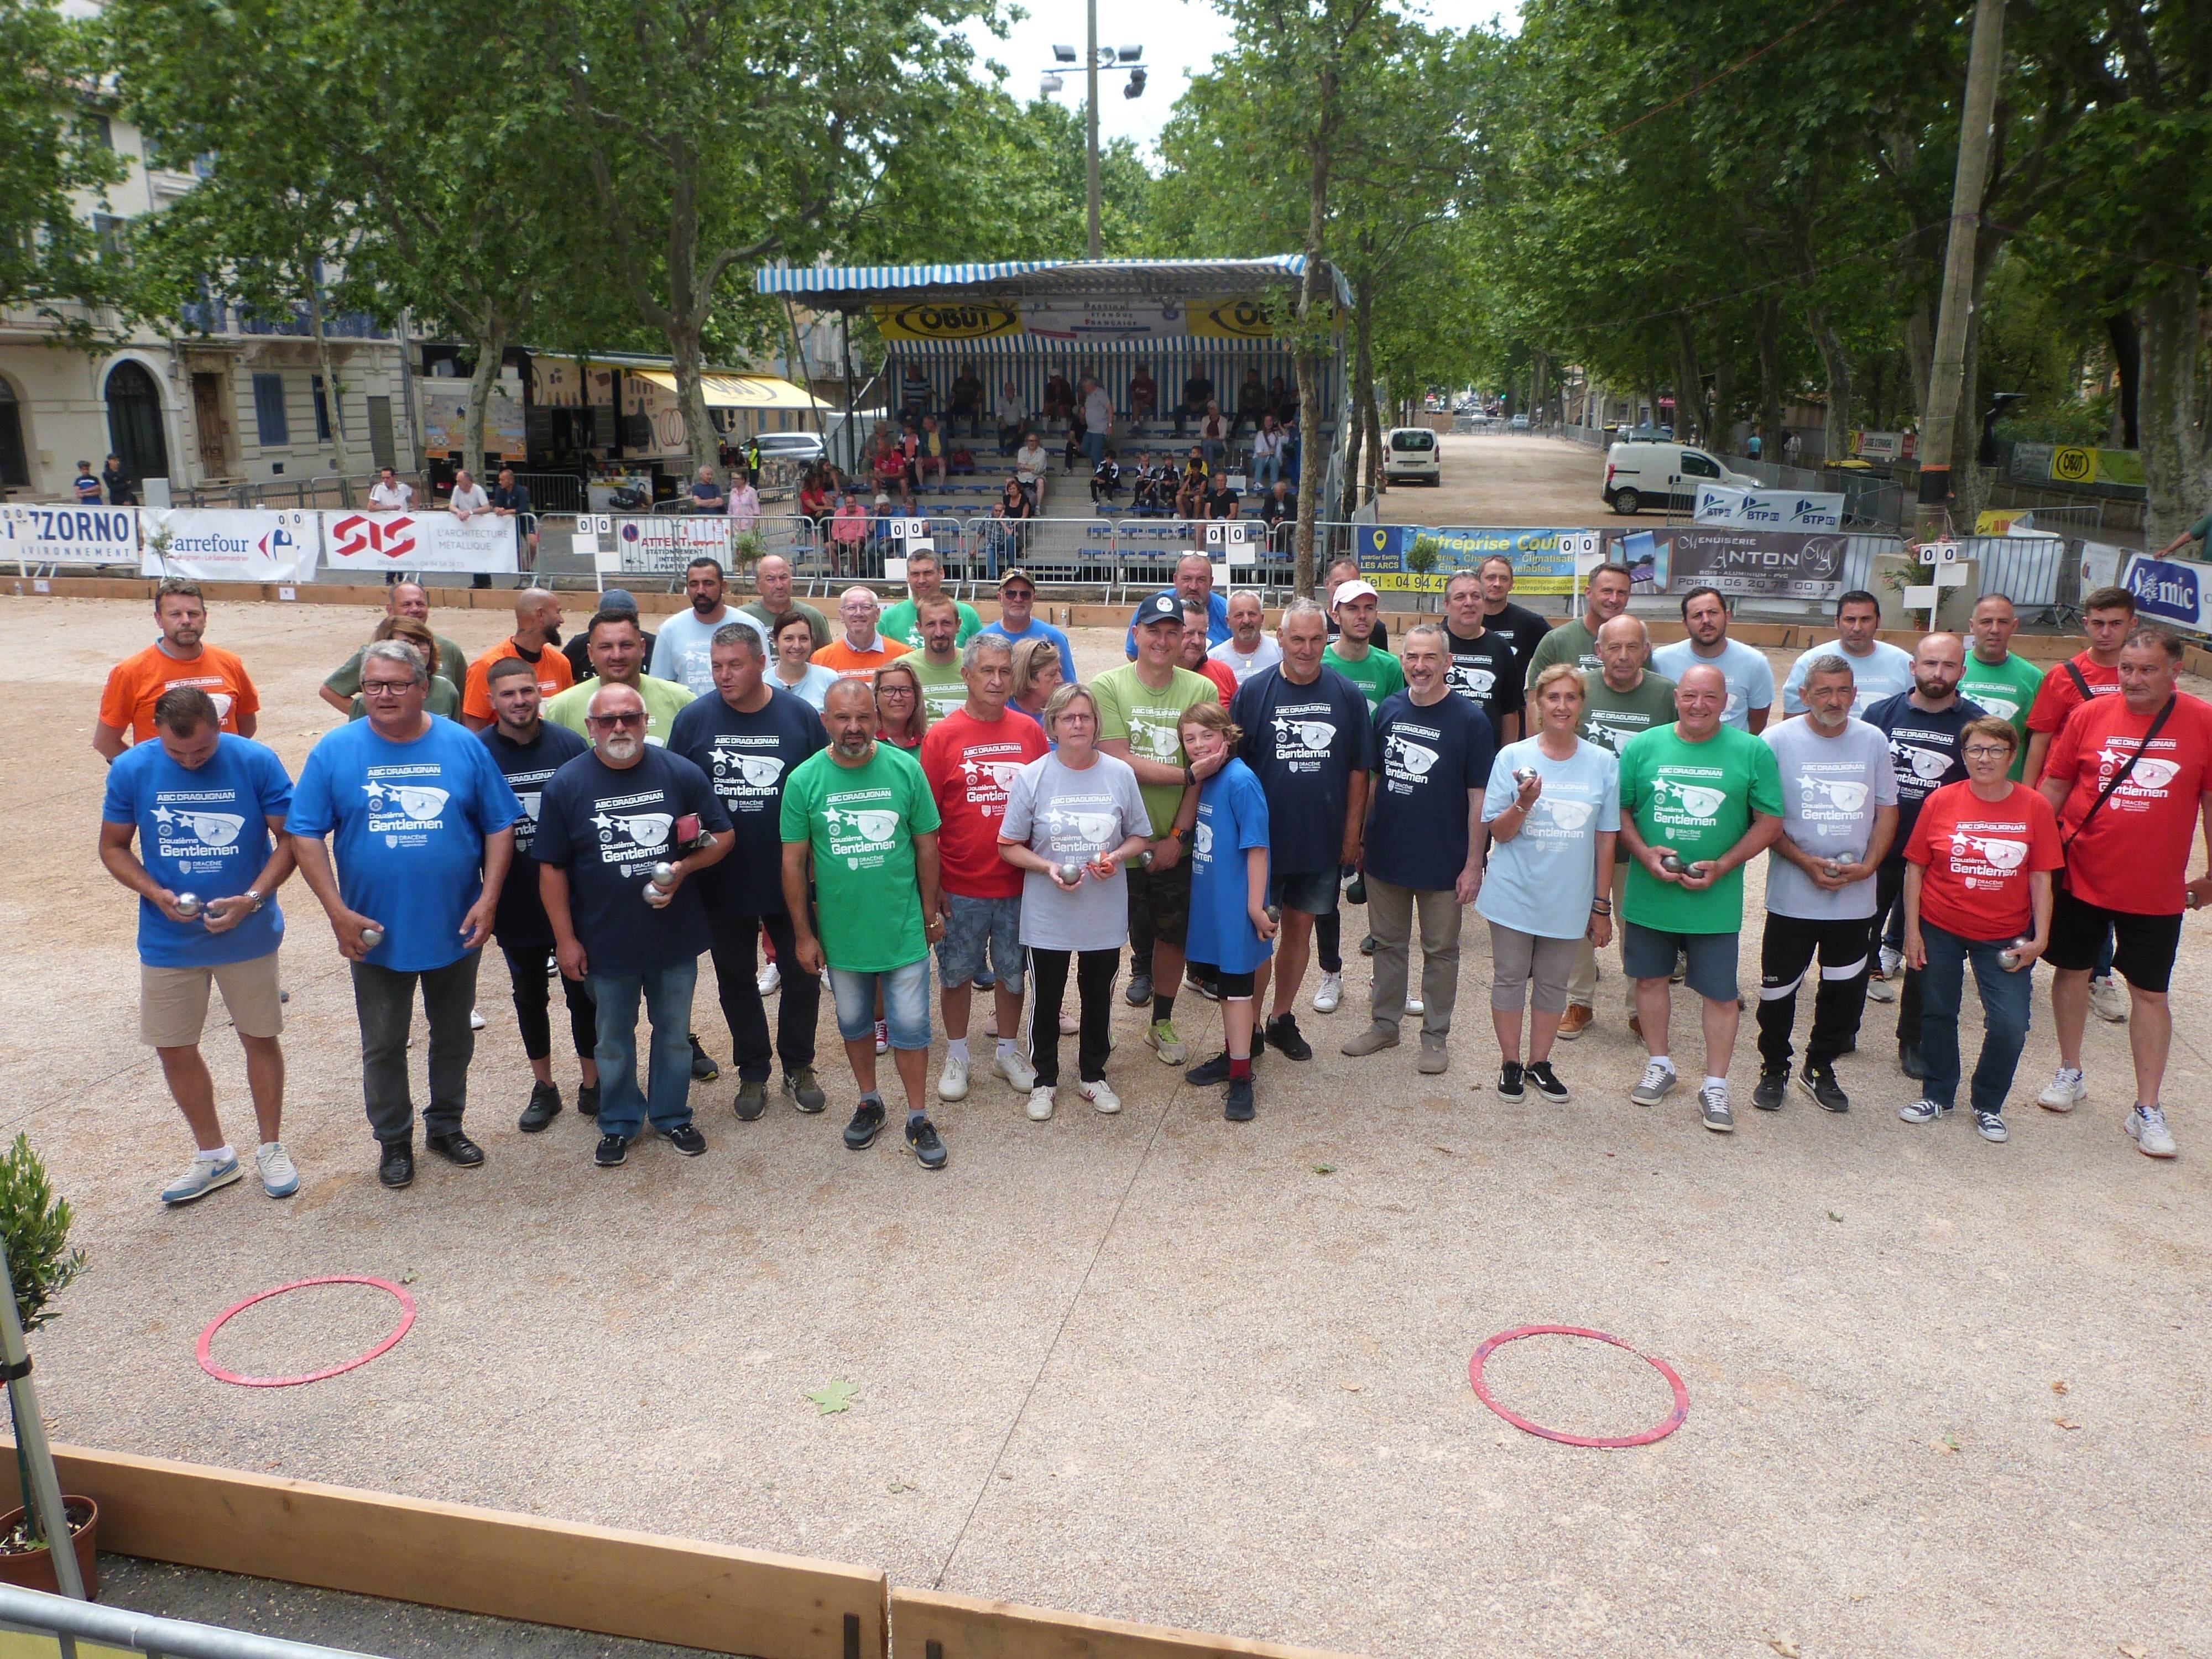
[1177,702,1277,1120]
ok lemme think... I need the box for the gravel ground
[1376,431,1608,529]
[6,592,2211,1659]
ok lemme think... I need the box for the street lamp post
[1042,5,1145,260]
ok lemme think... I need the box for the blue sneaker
[161,1155,241,1206]
[254,1142,300,1198]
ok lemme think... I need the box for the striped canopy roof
[755,257,1351,309]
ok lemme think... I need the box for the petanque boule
[1659,851,1688,875]
[358,925,384,951]
[1514,767,1539,789]
[173,892,203,920]
[1999,935,2032,971]
[644,861,678,905]
[1057,861,1086,886]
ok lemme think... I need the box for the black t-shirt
[564,630,655,685]
[1367,690,1494,891]
[1229,665,1378,877]
[1483,600,1552,664]
[666,687,827,915]
[479,720,590,950]
[1863,692,1987,863]
[1182,374,1214,409]
[1204,486,1239,519]
[532,747,730,974]
[1442,628,1528,742]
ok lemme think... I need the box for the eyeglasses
[1963,745,2012,759]
[587,711,647,727]
[878,685,915,698]
[361,681,414,697]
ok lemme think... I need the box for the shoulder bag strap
[2060,695,2176,852]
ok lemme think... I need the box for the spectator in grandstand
[899,362,932,422]
[1015,431,1049,509]
[1091,446,1123,508]
[1175,451,1209,520]
[321,582,465,717]
[1175,367,1214,438]
[1269,374,1297,425]
[948,363,984,438]
[1250,415,1286,489]
[1258,479,1293,551]
[870,437,911,510]
[829,492,869,574]
[995,380,1025,456]
[1044,366,1076,425]
[1129,363,1157,431]
[1233,368,1269,439]
[1203,469,1240,521]
[797,468,833,536]
[914,414,950,492]
[1199,402,1229,465]
[1081,377,1113,469]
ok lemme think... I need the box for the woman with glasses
[873,659,930,751]
[1900,716,2063,1143]
[1007,636,1063,735]
[348,617,460,721]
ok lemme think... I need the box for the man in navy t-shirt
[100,686,300,1207]
[536,683,734,1167]
[669,622,829,1119]
[477,655,598,1132]
[1227,598,1375,1062]
[288,639,522,1190]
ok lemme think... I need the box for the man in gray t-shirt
[1752,654,1900,1111]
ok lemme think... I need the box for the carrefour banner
[320,509,518,575]
[1,503,139,567]
[1353,525,1582,595]
[141,508,317,582]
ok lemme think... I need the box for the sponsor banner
[0,502,138,567]
[141,508,317,582]
[1609,526,1851,600]
[608,514,732,576]
[2121,552,2211,637]
[1021,296,1191,341]
[2008,441,2147,491]
[1186,295,1279,341]
[1693,485,1844,530]
[320,510,519,574]
[869,293,1288,346]
[1353,525,1581,595]
[872,300,1021,343]
[1852,430,1913,462]
[416,380,526,462]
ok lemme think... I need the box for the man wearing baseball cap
[979,569,1076,681]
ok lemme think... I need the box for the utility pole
[1914,0,2007,540]
[1085,0,1102,259]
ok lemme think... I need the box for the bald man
[322,583,467,714]
[462,587,575,729]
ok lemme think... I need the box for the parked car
[752,431,826,465]
[1601,441,1758,515]
[1508,413,1531,430]
[1383,426,1440,486]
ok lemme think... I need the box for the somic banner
[320,510,519,575]
[1,503,139,567]
[141,508,317,582]
[1611,526,1851,600]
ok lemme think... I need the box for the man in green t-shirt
[1957,593,2044,781]
[1093,594,1218,1062]
[542,610,696,745]
[1322,577,1405,714]
[908,593,968,721]
[780,679,948,1170]
[1526,561,1632,684]
[878,550,981,651]
[320,581,467,714]
[742,554,831,653]
[2152,509,2212,561]
[1616,663,1785,1134]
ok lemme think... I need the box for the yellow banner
[1186,295,1279,341]
[870,301,1021,343]
[2050,445,2098,485]
[1363,570,1579,597]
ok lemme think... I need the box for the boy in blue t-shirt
[99,686,300,1206]
[1176,702,1275,1123]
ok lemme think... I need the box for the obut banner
[141,508,317,582]
[1610,526,1851,600]
[320,509,518,575]
[1,503,139,567]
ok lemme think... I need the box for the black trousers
[1756,913,1872,1072]
[500,941,596,1062]
[706,910,818,1081]
[1865,863,1925,1049]
[1028,947,1118,1087]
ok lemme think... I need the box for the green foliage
[0,0,128,330]
[0,1134,84,1337]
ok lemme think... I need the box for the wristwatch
[243,889,267,913]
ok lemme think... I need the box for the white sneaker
[2038,1067,2086,1113]
[1078,1078,1121,1115]
[995,1050,1039,1092]
[937,1053,970,1101]
[2090,975,2129,1023]
[874,1019,888,1055]
[160,1153,241,1206]
[1312,971,1343,1014]
[1405,995,1425,1016]
[2126,1104,2177,1158]
[254,1141,300,1198]
[1880,945,1903,977]
[469,1006,487,1030]
[758,961,780,996]
[984,1009,1000,1038]
[1630,1061,1677,1108]
[1026,1084,1056,1121]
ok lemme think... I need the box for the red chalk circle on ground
[196,1275,416,1388]
[1469,1324,1689,1448]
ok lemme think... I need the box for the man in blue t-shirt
[669,622,829,1119]
[1123,553,1230,659]
[477,656,598,1132]
[537,682,734,1167]
[288,639,522,1190]
[1227,599,1376,1062]
[979,568,1076,681]
[100,686,300,1207]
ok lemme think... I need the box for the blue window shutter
[253,373,288,446]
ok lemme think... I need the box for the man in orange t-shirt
[94,580,260,759]
[811,587,911,679]
[461,587,574,729]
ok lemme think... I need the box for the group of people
[92,547,2209,1212]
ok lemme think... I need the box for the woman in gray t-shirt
[998,684,1154,1120]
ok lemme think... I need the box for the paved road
[1377,431,1608,529]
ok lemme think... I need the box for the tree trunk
[2105,312,2141,451]
[1292,75,1335,601]
[1343,277,1374,511]
[305,270,352,476]
[1806,310,1851,463]
[1756,296,1786,457]
[462,315,508,480]
[2138,274,2211,547]
[1906,290,1934,424]
[1711,352,1735,452]
[1363,390,1381,507]
[1669,322,1705,447]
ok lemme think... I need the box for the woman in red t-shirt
[1900,716,2063,1141]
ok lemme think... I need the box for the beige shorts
[140,951,285,1048]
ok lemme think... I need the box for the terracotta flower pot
[0,1497,99,1598]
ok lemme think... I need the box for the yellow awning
[631,369,830,410]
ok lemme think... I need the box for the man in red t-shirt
[2035,625,2212,1158]
[1180,598,1237,703]
[919,632,1047,1105]
[2023,585,2135,785]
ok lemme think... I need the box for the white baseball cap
[1332,578,1380,607]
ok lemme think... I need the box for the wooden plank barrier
[888,1588,1364,1659]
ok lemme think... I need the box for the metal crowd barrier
[0,1582,376,1659]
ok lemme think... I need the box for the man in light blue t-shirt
[1123,553,1229,659]
[288,639,521,1190]
[1651,587,1775,733]
[979,568,1076,680]
[650,556,769,697]
[101,686,300,1207]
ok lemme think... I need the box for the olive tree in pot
[0,1132,95,1597]
[1405,536,1444,613]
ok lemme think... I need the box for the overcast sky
[962,0,1519,158]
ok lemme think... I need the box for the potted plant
[1405,536,1444,613]
[0,1132,95,1597]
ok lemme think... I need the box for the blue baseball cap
[598,588,639,615]
[1130,593,1181,628]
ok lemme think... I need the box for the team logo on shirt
[362,768,450,847]
[362,780,450,821]
[1889,741,1954,784]
[594,810,673,853]
[2096,746,2180,794]
[1533,796,1596,832]
[1948,830,2028,872]
[1799,773,1870,813]
[1384,733,1439,779]
[1268,702,1339,775]
[1648,772,1727,828]
[1129,718,1185,760]
[1447,663,1495,698]
[1041,805,1118,846]
[1193,820,1214,858]
[1972,693,2020,721]
[711,749,788,791]
[958,754,1026,792]
[822,797,902,868]
[150,803,246,849]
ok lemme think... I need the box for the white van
[1384,426,1440,486]
[1602,441,1756,515]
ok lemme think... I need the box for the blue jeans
[828,958,932,1049]
[1082,431,1106,466]
[1251,452,1281,488]
[1917,924,2033,1114]
[587,960,698,1138]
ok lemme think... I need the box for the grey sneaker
[161,1154,241,1206]
[1698,1083,1735,1133]
[1629,1061,1677,1108]
[254,1142,300,1199]
[784,1067,827,1113]
[733,1079,768,1121]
